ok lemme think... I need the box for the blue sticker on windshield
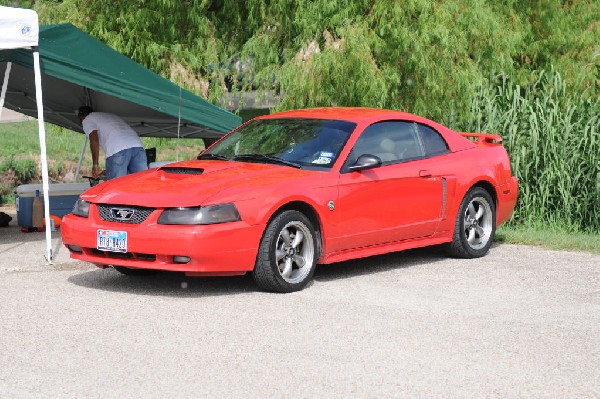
[312,151,334,165]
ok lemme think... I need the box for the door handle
[419,170,432,177]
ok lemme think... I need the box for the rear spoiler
[459,132,503,145]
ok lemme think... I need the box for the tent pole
[32,48,53,264]
[75,135,88,182]
[0,62,12,120]
[176,86,181,162]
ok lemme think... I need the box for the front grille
[97,204,155,224]
[160,167,204,175]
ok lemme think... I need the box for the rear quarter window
[417,124,449,156]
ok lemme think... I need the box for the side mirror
[347,154,382,172]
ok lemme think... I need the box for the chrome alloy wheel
[463,196,493,250]
[275,221,315,283]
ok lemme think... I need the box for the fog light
[173,256,190,264]
[68,244,83,254]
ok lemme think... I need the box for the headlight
[157,203,241,225]
[72,199,90,217]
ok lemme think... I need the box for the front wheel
[446,187,496,258]
[252,210,318,293]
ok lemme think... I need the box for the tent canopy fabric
[0,9,240,264]
[0,23,241,138]
[0,6,39,50]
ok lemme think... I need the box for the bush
[0,156,38,185]
[0,182,13,204]
[49,160,67,182]
[463,71,600,233]
[0,156,38,204]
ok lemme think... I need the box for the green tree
[33,0,598,124]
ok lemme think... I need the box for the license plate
[97,229,128,253]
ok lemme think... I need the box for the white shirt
[82,112,143,158]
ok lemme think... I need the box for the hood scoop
[159,166,204,175]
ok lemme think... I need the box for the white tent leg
[33,50,53,264]
[0,62,12,120]
[74,135,88,183]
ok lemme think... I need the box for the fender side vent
[160,167,204,175]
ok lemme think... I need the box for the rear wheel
[446,187,496,258]
[252,210,318,293]
[113,266,158,276]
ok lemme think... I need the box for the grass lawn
[497,225,600,255]
[0,120,206,202]
[0,120,205,188]
[0,120,205,162]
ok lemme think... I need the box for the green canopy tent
[0,20,241,263]
[0,23,241,138]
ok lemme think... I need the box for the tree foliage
[23,0,597,124]
[3,0,599,232]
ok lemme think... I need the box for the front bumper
[61,204,264,275]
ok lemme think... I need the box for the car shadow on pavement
[67,246,452,296]
[313,246,449,282]
[67,268,260,297]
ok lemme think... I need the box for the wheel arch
[266,201,324,257]
[470,180,498,208]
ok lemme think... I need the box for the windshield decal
[312,152,334,164]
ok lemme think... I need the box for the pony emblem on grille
[111,208,135,221]
[98,204,153,224]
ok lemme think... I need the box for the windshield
[204,118,356,169]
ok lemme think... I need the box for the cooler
[16,182,90,228]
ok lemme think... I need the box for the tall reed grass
[464,71,600,233]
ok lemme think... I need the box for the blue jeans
[105,147,148,180]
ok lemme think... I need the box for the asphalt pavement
[1,205,599,398]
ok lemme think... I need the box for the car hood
[81,160,319,207]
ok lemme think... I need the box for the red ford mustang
[62,107,518,292]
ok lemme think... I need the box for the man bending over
[78,106,148,180]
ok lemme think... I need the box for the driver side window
[348,121,424,165]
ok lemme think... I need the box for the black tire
[446,187,496,258]
[252,210,318,293]
[113,266,158,276]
